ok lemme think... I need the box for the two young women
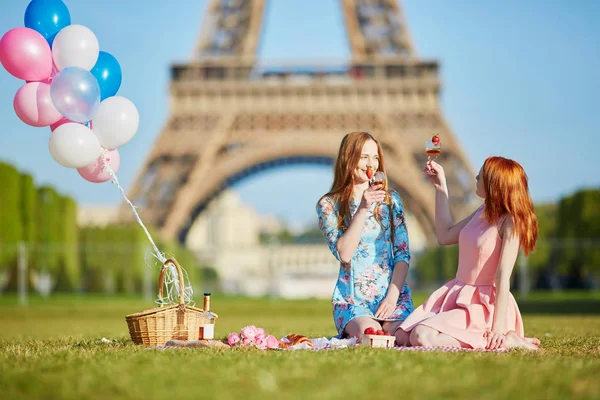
[316,132,540,350]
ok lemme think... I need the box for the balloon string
[99,149,165,263]
[98,149,194,306]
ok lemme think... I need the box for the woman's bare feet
[382,320,410,346]
[524,337,541,347]
[502,331,539,351]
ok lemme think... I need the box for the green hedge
[413,245,459,286]
[2,161,206,295]
[527,203,557,275]
[0,163,23,273]
[21,173,37,244]
[111,225,146,294]
[78,223,201,296]
[555,189,600,276]
[35,186,60,276]
[80,226,106,292]
[55,195,79,291]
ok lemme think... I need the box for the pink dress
[399,206,524,349]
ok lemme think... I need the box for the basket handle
[157,258,186,307]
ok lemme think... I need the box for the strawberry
[364,327,376,335]
[376,330,385,336]
[432,134,440,144]
[366,167,374,180]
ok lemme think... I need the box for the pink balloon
[77,149,121,183]
[50,117,78,131]
[13,82,62,127]
[0,27,52,81]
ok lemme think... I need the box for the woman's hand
[359,184,386,210]
[423,160,448,192]
[484,330,506,350]
[375,293,398,319]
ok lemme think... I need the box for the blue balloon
[24,0,71,47]
[91,51,123,100]
[50,67,101,123]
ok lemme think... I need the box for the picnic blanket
[153,337,508,352]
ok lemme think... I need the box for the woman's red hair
[482,156,538,255]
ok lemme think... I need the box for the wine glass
[425,140,442,161]
[425,137,442,175]
[370,171,388,203]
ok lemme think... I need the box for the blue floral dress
[317,190,414,337]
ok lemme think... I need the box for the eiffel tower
[124,0,475,244]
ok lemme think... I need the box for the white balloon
[49,123,102,168]
[92,96,140,149]
[52,25,99,71]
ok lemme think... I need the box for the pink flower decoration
[241,325,259,340]
[227,332,241,347]
[266,335,279,349]
[255,328,266,341]
[256,337,267,350]
[231,326,281,350]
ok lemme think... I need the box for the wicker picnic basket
[125,258,215,346]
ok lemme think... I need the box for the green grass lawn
[1,293,599,399]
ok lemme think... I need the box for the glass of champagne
[425,135,442,175]
[425,140,442,161]
[370,171,388,203]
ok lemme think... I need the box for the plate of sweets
[361,327,396,348]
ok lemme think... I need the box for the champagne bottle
[199,292,216,340]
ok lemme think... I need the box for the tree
[527,203,557,279]
[113,225,146,294]
[554,189,600,288]
[35,187,61,277]
[80,226,106,292]
[21,173,37,245]
[413,245,458,287]
[55,195,79,291]
[0,163,23,278]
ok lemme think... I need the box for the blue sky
[1,0,599,231]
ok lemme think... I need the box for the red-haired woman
[316,132,413,343]
[399,157,540,350]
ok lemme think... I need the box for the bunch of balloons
[0,0,138,183]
